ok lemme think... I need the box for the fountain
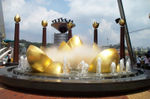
[0,35,150,96]
[0,6,150,96]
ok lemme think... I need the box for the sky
[1,0,150,48]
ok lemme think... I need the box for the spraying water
[96,57,101,75]
[18,56,31,72]
[126,59,131,72]
[78,60,89,77]
[120,58,124,73]
[111,62,116,74]
[63,57,69,75]
[45,45,100,69]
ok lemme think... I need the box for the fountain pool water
[12,55,142,80]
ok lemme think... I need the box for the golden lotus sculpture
[58,41,71,51]
[45,62,63,75]
[116,64,120,73]
[26,36,119,75]
[67,35,83,48]
[88,48,119,73]
[26,45,53,72]
[59,35,83,50]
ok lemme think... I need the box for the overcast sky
[2,0,150,48]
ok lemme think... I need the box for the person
[144,54,150,68]
[136,56,141,68]
[7,51,11,63]
[140,56,145,67]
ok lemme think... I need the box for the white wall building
[0,0,5,48]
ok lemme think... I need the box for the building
[0,0,5,48]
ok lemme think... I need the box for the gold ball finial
[67,22,75,30]
[14,14,21,23]
[93,21,99,29]
[41,20,48,27]
[119,19,125,26]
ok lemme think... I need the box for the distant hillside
[19,39,53,48]
[7,39,53,51]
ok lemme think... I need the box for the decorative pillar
[41,20,48,47]
[92,22,99,44]
[67,22,74,40]
[119,19,125,60]
[13,14,21,64]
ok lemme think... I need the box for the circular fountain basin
[0,66,150,96]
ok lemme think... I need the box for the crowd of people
[136,54,150,68]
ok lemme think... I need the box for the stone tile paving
[127,91,150,99]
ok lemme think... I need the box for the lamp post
[92,22,99,44]
[13,14,21,64]
[115,18,125,60]
[119,19,125,60]
[41,20,48,47]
